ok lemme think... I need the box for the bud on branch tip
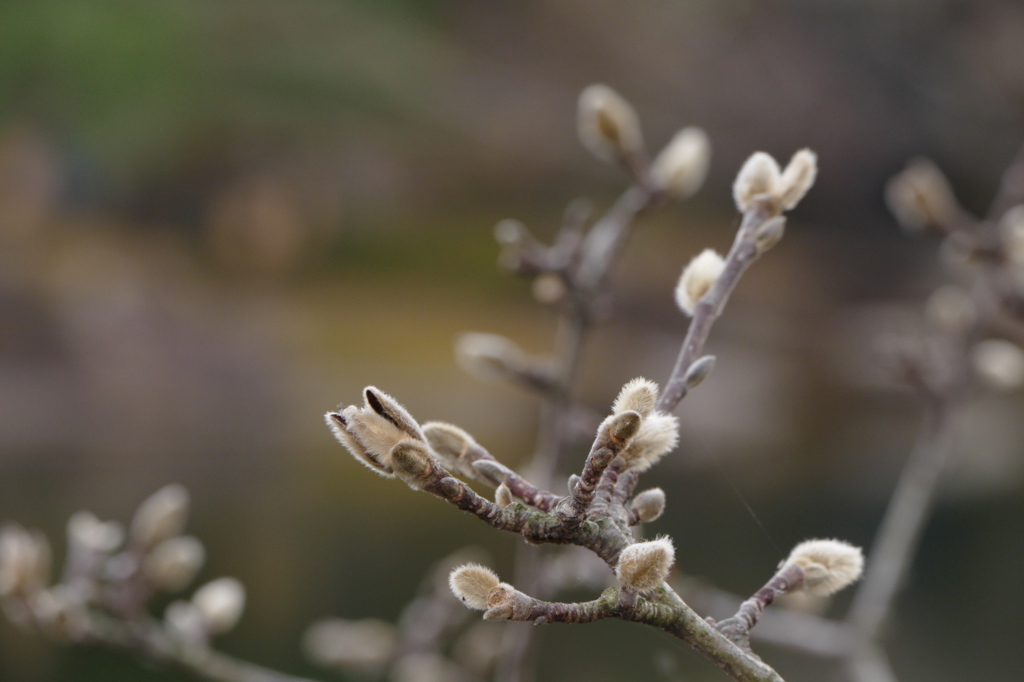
[449,564,500,610]
[785,539,864,597]
[617,537,675,592]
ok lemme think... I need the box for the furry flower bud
[786,539,864,597]
[449,564,500,610]
[777,149,818,210]
[630,488,666,523]
[619,412,679,472]
[327,387,426,479]
[675,249,725,316]
[422,422,477,478]
[734,152,781,212]
[651,127,710,199]
[131,485,189,548]
[390,440,435,485]
[192,577,246,635]
[616,537,675,592]
[577,84,644,163]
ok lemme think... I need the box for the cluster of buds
[0,485,246,650]
[887,156,1024,392]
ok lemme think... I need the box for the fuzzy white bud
[675,249,725,316]
[611,377,659,417]
[972,339,1024,390]
[777,149,818,210]
[577,84,644,163]
[734,152,781,211]
[192,577,246,635]
[449,563,500,610]
[131,484,189,548]
[144,536,206,591]
[630,488,666,523]
[616,537,675,592]
[786,539,864,597]
[651,127,711,199]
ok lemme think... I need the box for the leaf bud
[630,488,666,523]
[494,483,513,508]
[683,355,716,390]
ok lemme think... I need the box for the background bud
[651,127,710,199]
[192,577,246,635]
[131,485,189,548]
[577,84,644,163]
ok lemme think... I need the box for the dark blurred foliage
[1,1,1023,680]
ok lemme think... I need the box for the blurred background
[1,1,1023,680]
